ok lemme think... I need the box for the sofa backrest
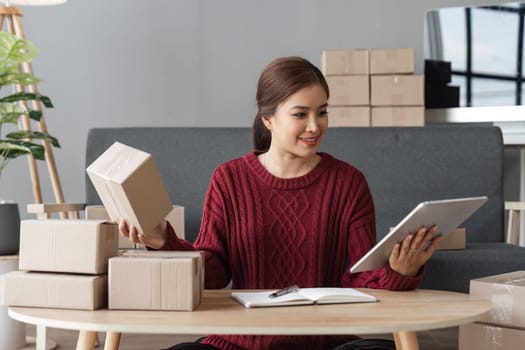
[85,126,504,244]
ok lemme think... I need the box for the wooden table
[9,288,491,350]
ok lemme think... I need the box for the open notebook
[231,288,377,308]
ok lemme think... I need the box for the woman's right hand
[118,219,169,250]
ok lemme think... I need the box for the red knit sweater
[160,151,423,350]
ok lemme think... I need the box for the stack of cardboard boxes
[87,141,203,311]
[460,271,525,349]
[1,219,119,310]
[321,48,425,127]
[1,141,204,312]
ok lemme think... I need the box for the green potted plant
[0,31,59,255]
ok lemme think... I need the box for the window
[427,2,525,107]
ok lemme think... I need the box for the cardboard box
[85,204,135,249]
[459,322,525,350]
[85,204,185,249]
[371,107,424,127]
[371,75,424,106]
[369,48,414,75]
[321,49,369,75]
[470,271,525,328]
[1,271,106,310]
[109,250,204,311]
[86,142,173,236]
[436,228,466,250]
[328,106,370,127]
[19,219,119,274]
[326,75,369,106]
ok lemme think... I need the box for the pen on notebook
[269,284,299,298]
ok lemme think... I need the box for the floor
[23,325,459,349]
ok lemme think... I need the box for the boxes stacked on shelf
[321,49,371,127]
[424,59,460,109]
[459,271,525,349]
[1,219,119,310]
[108,250,204,311]
[322,48,424,127]
[369,48,424,126]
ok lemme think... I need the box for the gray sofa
[85,125,525,293]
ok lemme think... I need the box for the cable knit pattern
[161,151,423,350]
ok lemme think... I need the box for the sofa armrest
[27,203,86,220]
[504,201,525,245]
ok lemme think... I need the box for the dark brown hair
[252,56,329,151]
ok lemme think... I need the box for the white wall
[0,0,510,217]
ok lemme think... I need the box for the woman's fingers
[118,219,140,243]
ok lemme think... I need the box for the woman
[120,56,442,350]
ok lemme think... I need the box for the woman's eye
[293,112,306,118]
[319,110,328,117]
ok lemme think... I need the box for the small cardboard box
[109,250,204,311]
[86,142,173,236]
[326,75,369,106]
[470,271,525,328]
[371,106,425,127]
[85,204,186,248]
[321,49,369,75]
[85,204,134,249]
[459,322,525,350]
[328,106,370,127]
[1,271,106,310]
[436,228,466,250]
[370,75,424,106]
[369,48,414,75]
[19,219,119,274]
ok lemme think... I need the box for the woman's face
[264,84,328,158]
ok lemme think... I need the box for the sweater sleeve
[154,169,232,289]
[340,171,424,291]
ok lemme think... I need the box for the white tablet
[350,196,488,273]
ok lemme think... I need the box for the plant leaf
[0,141,45,160]
[0,72,41,86]
[5,130,60,147]
[0,32,38,74]
[0,102,28,124]
[0,92,54,108]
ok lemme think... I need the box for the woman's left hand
[388,225,444,277]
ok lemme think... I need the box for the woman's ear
[262,116,272,131]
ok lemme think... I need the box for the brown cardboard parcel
[86,142,173,236]
[321,49,369,75]
[470,271,525,329]
[369,48,415,75]
[459,322,525,350]
[1,271,106,310]
[109,250,204,311]
[19,220,118,274]
[86,204,186,249]
[328,106,370,127]
[371,106,425,127]
[326,75,369,106]
[370,75,424,106]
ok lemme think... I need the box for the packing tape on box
[490,286,515,324]
[484,324,503,349]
